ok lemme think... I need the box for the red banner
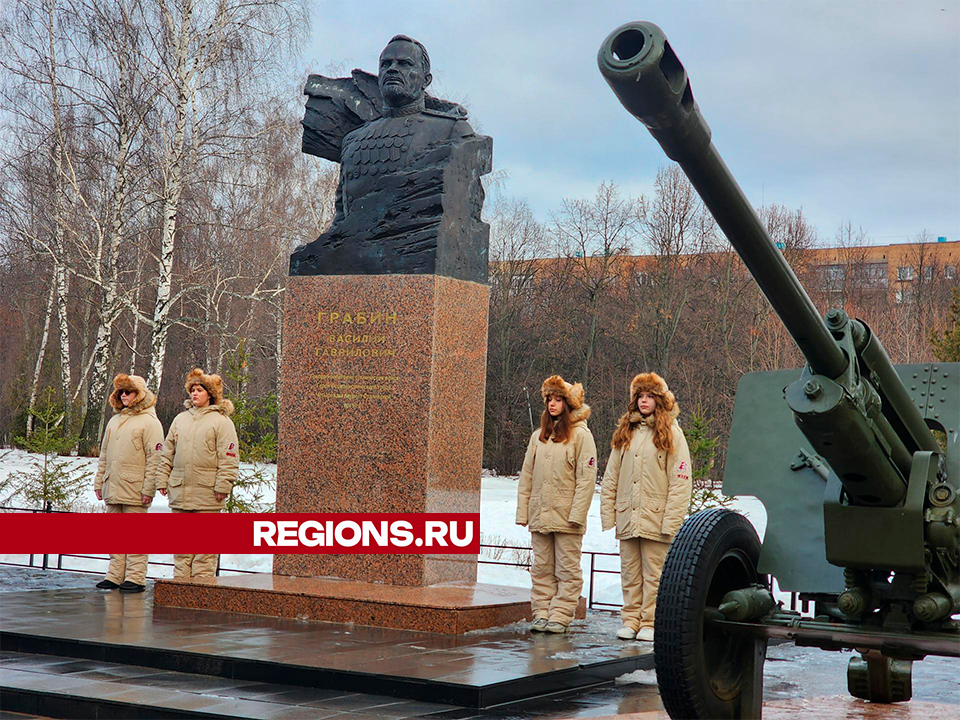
[0,513,480,554]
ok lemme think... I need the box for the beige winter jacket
[600,412,693,541]
[94,377,165,505]
[516,407,598,535]
[154,400,240,511]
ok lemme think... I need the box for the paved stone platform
[0,586,651,709]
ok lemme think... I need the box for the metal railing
[476,542,624,610]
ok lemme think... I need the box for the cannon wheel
[655,508,765,719]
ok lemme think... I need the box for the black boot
[96,579,120,590]
[119,581,145,594]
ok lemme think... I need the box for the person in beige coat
[601,372,693,642]
[93,374,164,593]
[155,369,239,579]
[516,375,598,634]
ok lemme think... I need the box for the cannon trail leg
[655,508,767,719]
[740,637,768,719]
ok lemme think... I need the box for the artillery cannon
[598,21,959,719]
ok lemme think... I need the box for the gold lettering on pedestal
[318,310,401,325]
[313,308,404,406]
[315,374,403,408]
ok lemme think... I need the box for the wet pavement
[589,642,960,720]
[2,646,957,719]
[0,567,957,718]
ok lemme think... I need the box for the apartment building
[805,239,958,304]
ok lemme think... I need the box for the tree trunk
[78,110,131,455]
[146,0,192,394]
[45,0,73,431]
[27,281,57,437]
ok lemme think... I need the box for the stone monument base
[153,575,587,634]
[276,273,489,586]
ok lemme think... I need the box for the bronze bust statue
[291,35,492,282]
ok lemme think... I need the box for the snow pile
[616,668,659,685]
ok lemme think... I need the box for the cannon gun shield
[724,370,844,593]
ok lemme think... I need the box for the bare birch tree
[140,0,307,393]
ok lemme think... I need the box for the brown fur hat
[629,372,677,413]
[184,368,234,414]
[108,373,156,412]
[541,374,585,410]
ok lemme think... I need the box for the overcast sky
[305,0,960,246]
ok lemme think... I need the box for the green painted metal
[724,369,843,593]
[823,452,931,572]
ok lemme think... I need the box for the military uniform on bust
[335,102,474,221]
[289,33,492,281]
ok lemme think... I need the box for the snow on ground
[0,449,768,608]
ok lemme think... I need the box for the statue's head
[379,35,432,108]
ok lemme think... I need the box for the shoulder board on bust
[343,121,373,142]
[422,107,465,120]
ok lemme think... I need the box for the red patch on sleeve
[228,442,236,451]
[226,452,237,458]
[678,461,689,471]
[155,443,163,452]
[588,457,595,467]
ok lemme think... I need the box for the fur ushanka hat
[629,372,676,413]
[184,368,227,408]
[108,373,155,412]
[541,374,585,410]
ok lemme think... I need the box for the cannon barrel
[597,22,846,379]
[598,21,946,508]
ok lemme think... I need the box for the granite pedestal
[153,576,535,634]
[274,273,489,586]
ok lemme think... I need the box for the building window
[855,262,888,286]
[897,266,914,281]
[922,266,934,281]
[819,264,845,292]
[946,265,956,280]
[509,273,533,295]
[895,288,914,304]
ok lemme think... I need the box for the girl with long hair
[516,375,598,634]
[601,372,692,641]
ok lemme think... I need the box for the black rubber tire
[654,508,764,720]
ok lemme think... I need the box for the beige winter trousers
[170,508,220,579]
[530,531,584,625]
[104,504,148,585]
[619,536,671,631]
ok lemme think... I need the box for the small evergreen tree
[3,390,91,511]
[930,288,960,362]
[222,340,277,513]
[685,409,734,514]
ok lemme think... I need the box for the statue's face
[379,40,429,107]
